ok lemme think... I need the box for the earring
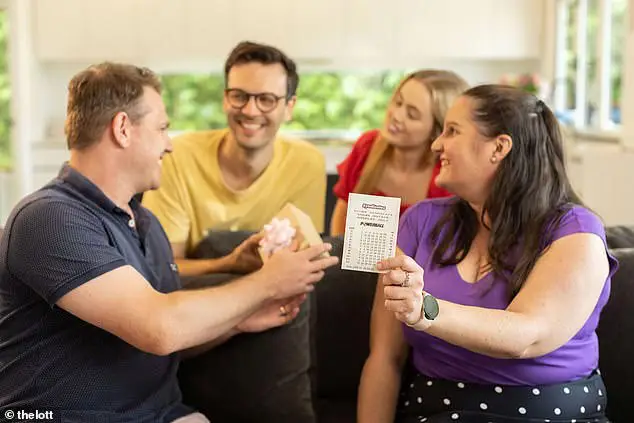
[490,156,498,163]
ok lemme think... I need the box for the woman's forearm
[357,355,403,423]
[413,299,543,359]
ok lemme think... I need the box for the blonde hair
[354,70,469,194]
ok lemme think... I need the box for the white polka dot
[545,420,550,422]
[420,419,427,423]
[417,397,422,403]
[451,413,459,420]
[480,403,488,410]
[410,383,414,388]
[554,407,562,415]
[443,398,451,405]
[427,381,433,386]
[598,389,603,396]
[584,386,590,393]
[572,420,577,423]
[518,407,527,415]
[597,405,602,411]
[563,387,571,394]
[532,388,540,395]
[494,386,503,393]
[404,401,409,407]
[457,382,465,388]
[580,406,586,413]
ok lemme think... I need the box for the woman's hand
[377,255,426,327]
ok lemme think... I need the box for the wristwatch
[406,292,439,328]
[422,293,439,321]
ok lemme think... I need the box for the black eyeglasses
[224,88,288,113]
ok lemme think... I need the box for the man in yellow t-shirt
[142,41,326,277]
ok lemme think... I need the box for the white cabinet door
[181,0,236,70]
[231,0,346,64]
[34,0,140,62]
[394,0,543,61]
[488,0,543,59]
[342,0,397,65]
[33,0,544,65]
[81,0,140,62]
[33,0,87,61]
[230,0,292,52]
[136,0,188,66]
[393,0,448,60]
[284,0,345,62]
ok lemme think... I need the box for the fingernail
[325,243,332,250]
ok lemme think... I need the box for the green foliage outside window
[0,11,11,170]
[161,71,406,133]
[564,0,626,124]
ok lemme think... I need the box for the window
[553,0,627,130]
[161,71,405,134]
[0,8,10,170]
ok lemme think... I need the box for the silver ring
[402,271,410,287]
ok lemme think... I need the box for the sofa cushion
[177,232,316,423]
[597,247,634,423]
[313,398,356,423]
[188,230,255,260]
[311,236,378,402]
[605,225,634,249]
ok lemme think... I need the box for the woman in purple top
[357,85,618,423]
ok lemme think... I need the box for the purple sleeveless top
[398,197,618,386]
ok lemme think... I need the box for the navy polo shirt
[0,164,193,422]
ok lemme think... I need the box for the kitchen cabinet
[34,0,140,62]
[395,0,543,60]
[32,0,545,66]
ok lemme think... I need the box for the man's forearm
[175,256,235,278]
[180,327,241,359]
[160,271,272,354]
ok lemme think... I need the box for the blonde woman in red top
[330,70,469,236]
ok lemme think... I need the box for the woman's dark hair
[430,84,584,297]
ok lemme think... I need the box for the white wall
[567,136,634,226]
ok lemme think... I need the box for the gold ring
[279,305,288,316]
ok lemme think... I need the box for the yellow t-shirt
[142,129,326,254]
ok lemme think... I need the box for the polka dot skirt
[395,369,609,423]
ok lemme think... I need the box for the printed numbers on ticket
[341,193,401,273]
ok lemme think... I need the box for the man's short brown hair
[65,62,162,150]
[224,41,299,99]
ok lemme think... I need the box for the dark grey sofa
[177,228,634,423]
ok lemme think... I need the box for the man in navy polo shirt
[0,62,338,423]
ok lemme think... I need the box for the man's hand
[237,294,307,333]
[227,233,264,274]
[258,242,339,300]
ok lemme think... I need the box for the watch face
[423,295,439,320]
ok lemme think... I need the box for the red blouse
[333,129,452,215]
